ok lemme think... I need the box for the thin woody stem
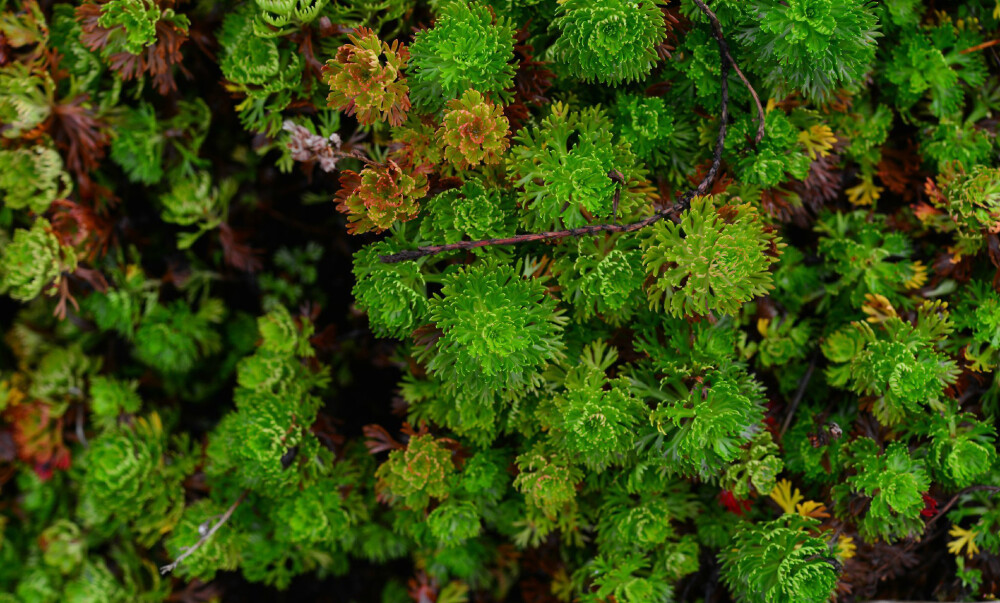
[961,38,1000,55]
[159,489,249,576]
[338,147,379,167]
[924,485,1000,530]
[896,484,1000,557]
[695,0,766,146]
[780,354,817,438]
[380,0,760,264]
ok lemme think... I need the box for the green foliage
[421,260,566,403]
[78,413,193,545]
[926,410,997,490]
[0,64,53,139]
[613,93,676,168]
[549,0,666,85]
[815,210,926,306]
[39,520,85,575]
[206,306,330,494]
[80,263,157,338]
[97,0,183,55]
[919,164,1000,257]
[259,242,325,310]
[642,196,781,317]
[112,119,154,184]
[109,100,211,186]
[731,111,812,189]
[722,431,783,500]
[408,0,515,109]
[133,299,222,375]
[215,4,309,136]
[160,171,234,248]
[218,6,288,89]
[720,515,839,603]
[0,219,74,302]
[351,241,428,338]
[376,434,455,511]
[427,499,482,546]
[513,444,581,517]
[66,560,129,602]
[6,0,1000,600]
[544,341,644,472]
[418,178,517,245]
[88,376,142,420]
[948,483,1000,557]
[747,315,812,370]
[29,344,95,405]
[255,0,329,28]
[163,500,239,581]
[578,553,674,602]
[593,480,699,556]
[273,482,353,544]
[831,100,892,167]
[922,118,995,171]
[508,103,646,229]
[553,234,646,322]
[782,404,852,485]
[49,4,104,92]
[739,0,880,101]
[954,279,1000,371]
[632,310,741,377]
[823,300,958,426]
[884,22,987,120]
[648,369,766,481]
[0,147,72,213]
[835,439,930,543]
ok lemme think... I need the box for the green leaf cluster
[6,0,1000,601]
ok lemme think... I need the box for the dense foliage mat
[5,0,1000,601]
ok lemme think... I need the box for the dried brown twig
[379,0,764,264]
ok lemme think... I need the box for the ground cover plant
[5,0,1000,601]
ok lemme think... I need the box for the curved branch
[925,485,1000,530]
[693,0,766,146]
[380,0,761,264]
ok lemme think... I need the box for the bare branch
[693,0,766,146]
[924,485,1000,530]
[159,489,249,576]
[379,0,762,264]
[780,355,817,438]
